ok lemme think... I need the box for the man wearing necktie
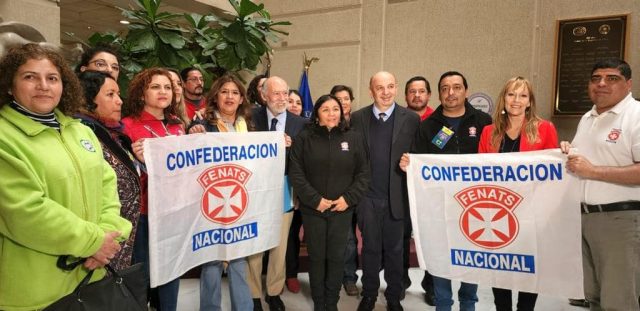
[350,71,420,311]
[248,76,307,311]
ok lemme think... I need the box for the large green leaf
[234,41,249,59]
[247,35,266,55]
[228,0,241,16]
[222,22,245,43]
[158,43,178,67]
[243,52,260,70]
[128,30,156,52]
[217,45,241,71]
[185,13,204,27]
[238,0,264,18]
[155,29,185,49]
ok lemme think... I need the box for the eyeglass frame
[88,59,120,72]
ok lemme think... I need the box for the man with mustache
[248,76,307,311]
[350,71,420,311]
[405,76,434,121]
[180,67,205,119]
[403,71,491,310]
[560,58,640,310]
[402,76,436,305]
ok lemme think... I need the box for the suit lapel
[391,105,405,145]
[256,107,268,131]
[284,111,293,136]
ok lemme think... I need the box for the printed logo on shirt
[468,127,477,137]
[80,139,96,152]
[198,164,252,225]
[341,141,349,151]
[606,128,621,143]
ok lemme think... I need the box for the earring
[501,109,506,115]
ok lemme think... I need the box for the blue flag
[299,71,313,118]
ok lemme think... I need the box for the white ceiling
[59,0,234,44]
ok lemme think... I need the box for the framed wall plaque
[552,15,627,116]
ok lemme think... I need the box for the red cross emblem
[455,185,523,249]
[607,128,621,141]
[198,164,252,225]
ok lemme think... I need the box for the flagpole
[300,52,319,118]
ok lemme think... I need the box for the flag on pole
[299,70,313,118]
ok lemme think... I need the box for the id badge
[431,126,454,149]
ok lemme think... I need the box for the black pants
[301,208,352,309]
[285,209,303,278]
[492,288,538,311]
[358,197,404,301]
[403,212,434,292]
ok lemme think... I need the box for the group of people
[0,39,638,311]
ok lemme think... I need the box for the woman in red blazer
[478,76,558,311]
[479,77,558,153]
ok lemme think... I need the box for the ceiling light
[120,20,130,25]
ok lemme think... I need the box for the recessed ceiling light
[120,20,130,25]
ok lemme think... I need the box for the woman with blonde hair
[479,76,557,153]
[478,76,558,310]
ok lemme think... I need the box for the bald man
[350,71,420,311]
[247,76,307,311]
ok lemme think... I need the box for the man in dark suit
[247,76,307,311]
[350,71,420,311]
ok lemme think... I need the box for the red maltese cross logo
[197,164,252,225]
[455,185,523,249]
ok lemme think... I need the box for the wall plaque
[552,15,627,116]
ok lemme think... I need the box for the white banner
[407,149,583,298]
[144,132,285,287]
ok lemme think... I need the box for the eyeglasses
[88,59,120,72]
[186,77,204,83]
[589,75,625,84]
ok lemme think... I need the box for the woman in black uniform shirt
[289,95,370,311]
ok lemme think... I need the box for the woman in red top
[478,77,557,153]
[478,76,558,311]
[122,67,185,311]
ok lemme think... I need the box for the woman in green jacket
[0,43,131,310]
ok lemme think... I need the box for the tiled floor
[176,268,587,310]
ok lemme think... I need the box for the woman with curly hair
[122,67,185,311]
[0,43,131,310]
